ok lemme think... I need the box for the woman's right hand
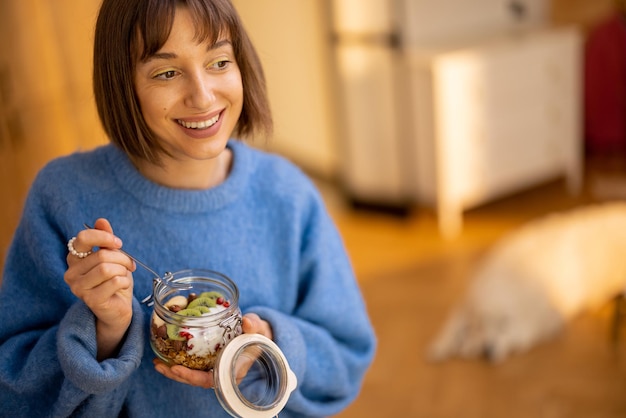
[64,218,136,360]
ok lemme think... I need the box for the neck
[135,148,232,190]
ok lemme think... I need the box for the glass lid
[213,333,297,418]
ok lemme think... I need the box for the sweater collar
[104,140,250,213]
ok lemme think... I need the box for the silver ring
[67,237,92,259]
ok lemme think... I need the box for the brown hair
[93,0,272,164]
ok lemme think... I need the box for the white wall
[232,0,339,178]
[401,0,549,45]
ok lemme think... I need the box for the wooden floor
[321,163,626,418]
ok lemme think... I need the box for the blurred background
[1,0,626,416]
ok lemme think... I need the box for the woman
[0,0,376,416]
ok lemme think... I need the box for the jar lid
[213,333,297,417]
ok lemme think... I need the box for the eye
[154,70,178,80]
[210,59,230,70]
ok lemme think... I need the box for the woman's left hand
[153,313,273,388]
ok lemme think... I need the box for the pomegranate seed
[223,301,230,308]
[216,297,224,305]
[179,331,194,340]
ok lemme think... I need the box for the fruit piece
[152,312,165,328]
[199,291,223,301]
[166,308,204,340]
[196,306,210,314]
[164,295,189,309]
[179,331,194,340]
[177,308,204,317]
[187,296,218,310]
[166,324,186,340]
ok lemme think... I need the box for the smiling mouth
[177,114,219,130]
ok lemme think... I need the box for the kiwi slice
[165,308,204,340]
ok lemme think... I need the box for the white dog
[428,201,626,363]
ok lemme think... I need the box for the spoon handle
[82,223,161,279]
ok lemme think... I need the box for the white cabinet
[409,26,583,238]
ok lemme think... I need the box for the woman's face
[134,7,243,166]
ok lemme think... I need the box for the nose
[184,71,216,109]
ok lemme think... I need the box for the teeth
[178,114,219,129]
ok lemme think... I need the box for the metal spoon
[82,223,191,304]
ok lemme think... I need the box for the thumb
[242,313,273,340]
[94,217,114,234]
[92,218,124,252]
[242,314,260,334]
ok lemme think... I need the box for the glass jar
[149,269,297,417]
[150,269,243,371]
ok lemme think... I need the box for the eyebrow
[144,39,233,63]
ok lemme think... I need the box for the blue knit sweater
[0,140,376,417]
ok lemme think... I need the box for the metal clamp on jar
[149,269,297,417]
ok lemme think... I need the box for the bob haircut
[93,0,272,164]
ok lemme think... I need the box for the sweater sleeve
[246,192,377,417]
[0,297,144,418]
[51,298,145,417]
[0,172,145,417]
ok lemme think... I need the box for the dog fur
[428,201,626,363]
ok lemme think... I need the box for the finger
[80,221,123,251]
[242,313,273,340]
[66,235,93,262]
[89,220,135,270]
[91,249,136,274]
[67,249,136,285]
[94,218,114,235]
[242,313,260,333]
[82,273,133,309]
[91,269,133,295]
[67,232,122,267]
[154,362,191,385]
[171,365,215,389]
[66,249,135,286]
[233,346,259,384]
[153,359,215,389]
